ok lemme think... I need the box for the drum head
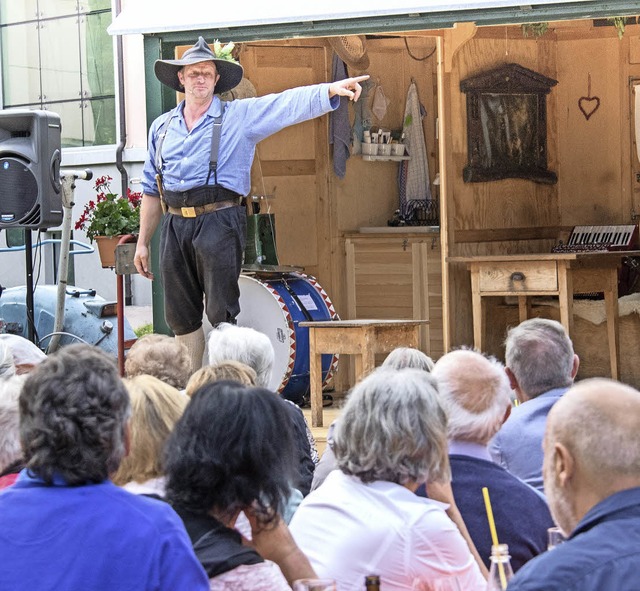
[237,275,295,393]
[237,274,339,399]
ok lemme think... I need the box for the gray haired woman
[290,368,486,591]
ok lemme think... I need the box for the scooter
[0,169,136,357]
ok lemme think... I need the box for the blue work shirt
[507,486,640,590]
[142,83,339,197]
[489,387,568,492]
[0,469,210,591]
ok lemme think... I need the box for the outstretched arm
[328,75,369,101]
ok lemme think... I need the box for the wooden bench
[299,319,429,427]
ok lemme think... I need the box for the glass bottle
[486,544,514,591]
[365,575,381,591]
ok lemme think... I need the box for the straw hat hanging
[327,35,370,71]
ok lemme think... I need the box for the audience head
[125,334,191,390]
[19,344,130,485]
[505,318,578,401]
[0,334,46,376]
[112,375,187,487]
[382,347,435,372]
[0,374,25,473]
[207,323,274,388]
[543,378,640,536]
[185,360,257,397]
[432,348,511,445]
[333,367,449,486]
[0,341,15,379]
[165,381,295,524]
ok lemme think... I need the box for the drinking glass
[547,526,567,550]
[292,579,337,591]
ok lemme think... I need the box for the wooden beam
[455,226,571,243]
[259,159,317,177]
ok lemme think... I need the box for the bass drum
[237,273,339,403]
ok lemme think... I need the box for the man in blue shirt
[490,318,580,492]
[0,345,209,591]
[135,37,367,371]
[416,349,554,572]
[507,378,640,590]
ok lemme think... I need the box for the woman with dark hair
[165,381,315,590]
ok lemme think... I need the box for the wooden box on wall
[344,229,443,360]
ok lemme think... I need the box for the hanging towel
[329,54,351,179]
[352,78,375,155]
[400,81,431,213]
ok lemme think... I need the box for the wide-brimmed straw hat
[328,35,370,71]
[154,36,244,94]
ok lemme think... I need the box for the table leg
[362,349,376,379]
[604,268,620,379]
[470,268,483,350]
[557,264,574,337]
[308,330,324,427]
[518,296,529,323]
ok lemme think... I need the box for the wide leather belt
[163,186,240,207]
[167,199,240,218]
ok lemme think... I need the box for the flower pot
[95,235,122,268]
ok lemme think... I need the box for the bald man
[507,379,640,590]
[416,349,554,571]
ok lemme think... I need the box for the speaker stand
[24,229,35,343]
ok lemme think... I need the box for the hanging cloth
[399,81,431,216]
[352,78,375,155]
[329,54,351,179]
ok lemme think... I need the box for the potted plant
[75,175,142,268]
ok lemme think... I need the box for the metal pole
[117,271,125,376]
[24,230,35,343]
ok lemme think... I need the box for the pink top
[209,561,290,591]
[0,473,19,490]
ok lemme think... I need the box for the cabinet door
[346,236,443,358]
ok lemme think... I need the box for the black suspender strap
[206,102,226,186]
[154,105,180,176]
[155,101,226,191]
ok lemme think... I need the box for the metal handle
[510,271,526,282]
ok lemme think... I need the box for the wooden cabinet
[344,230,443,359]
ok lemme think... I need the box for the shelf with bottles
[361,154,410,162]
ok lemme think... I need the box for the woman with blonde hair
[185,360,257,397]
[112,374,187,496]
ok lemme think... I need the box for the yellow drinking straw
[482,487,507,590]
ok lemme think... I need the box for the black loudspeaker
[0,109,62,229]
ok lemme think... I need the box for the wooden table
[449,251,640,380]
[300,319,429,427]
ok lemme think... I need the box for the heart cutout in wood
[578,96,600,121]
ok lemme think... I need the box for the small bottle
[365,574,381,591]
[486,544,514,591]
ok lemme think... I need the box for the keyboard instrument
[552,224,639,253]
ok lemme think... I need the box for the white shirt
[289,471,486,591]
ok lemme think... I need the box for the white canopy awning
[108,0,617,36]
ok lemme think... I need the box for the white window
[0,0,115,147]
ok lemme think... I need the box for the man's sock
[175,326,205,375]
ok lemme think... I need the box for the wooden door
[241,43,333,292]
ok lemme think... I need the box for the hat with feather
[154,36,244,94]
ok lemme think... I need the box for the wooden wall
[240,37,438,389]
[444,21,640,356]
[240,36,438,309]
[236,21,640,385]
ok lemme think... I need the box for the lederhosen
[155,103,247,335]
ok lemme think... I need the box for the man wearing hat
[135,37,367,371]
